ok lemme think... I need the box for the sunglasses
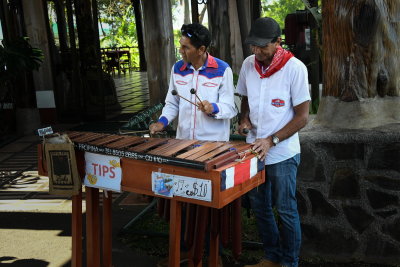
[181,27,202,40]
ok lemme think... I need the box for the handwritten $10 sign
[173,175,212,202]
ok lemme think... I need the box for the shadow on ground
[0,257,49,266]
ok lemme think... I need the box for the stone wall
[298,123,400,265]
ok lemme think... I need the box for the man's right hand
[149,122,164,135]
[238,119,252,136]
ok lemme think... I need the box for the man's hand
[149,122,164,135]
[238,118,252,136]
[252,137,273,161]
[198,100,214,114]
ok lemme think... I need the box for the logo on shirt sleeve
[271,99,285,107]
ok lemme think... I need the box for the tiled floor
[112,71,150,115]
[0,136,40,187]
[72,71,151,133]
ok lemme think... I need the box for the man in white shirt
[150,23,236,267]
[237,17,310,267]
[150,23,236,141]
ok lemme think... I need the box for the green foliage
[97,1,140,69]
[0,37,44,82]
[233,73,239,86]
[262,0,305,29]
[98,1,137,48]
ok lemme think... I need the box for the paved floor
[0,71,160,267]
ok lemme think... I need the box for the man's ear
[198,45,206,55]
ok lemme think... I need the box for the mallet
[190,88,202,103]
[171,90,199,107]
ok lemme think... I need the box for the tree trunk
[236,0,253,58]
[74,0,107,119]
[315,0,400,129]
[184,0,190,24]
[322,0,400,101]
[140,0,175,106]
[252,0,261,20]
[207,0,232,65]
[74,0,99,72]
[228,0,243,74]
[191,0,199,24]
[309,0,320,110]
[53,0,68,53]
[131,0,146,71]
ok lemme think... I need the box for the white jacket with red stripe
[160,55,237,141]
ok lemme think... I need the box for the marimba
[38,131,265,267]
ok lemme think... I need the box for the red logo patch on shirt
[202,82,218,87]
[271,99,285,107]
[176,80,188,85]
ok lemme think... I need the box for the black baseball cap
[245,17,281,47]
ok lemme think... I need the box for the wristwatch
[271,134,280,146]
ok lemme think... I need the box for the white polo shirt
[236,55,310,165]
[160,55,237,141]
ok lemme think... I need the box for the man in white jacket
[149,23,236,141]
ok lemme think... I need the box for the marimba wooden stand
[71,189,228,267]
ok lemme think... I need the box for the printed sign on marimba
[84,152,122,192]
[152,171,212,202]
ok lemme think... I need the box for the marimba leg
[190,205,208,267]
[86,187,101,267]
[169,199,182,267]
[72,189,82,267]
[232,198,242,260]
[102,191,113,267]
[184,204,196,249]
[209,208,220,267]
[219,205,230,248]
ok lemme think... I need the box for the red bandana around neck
[255,46,294,78]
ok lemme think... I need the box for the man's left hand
[252,137,273,161]
[198,100,214,114]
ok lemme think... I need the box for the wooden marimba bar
[38,131,265,267]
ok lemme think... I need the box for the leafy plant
[0,37,44,134]
[0,37,43,82]
[262,0,306,29]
